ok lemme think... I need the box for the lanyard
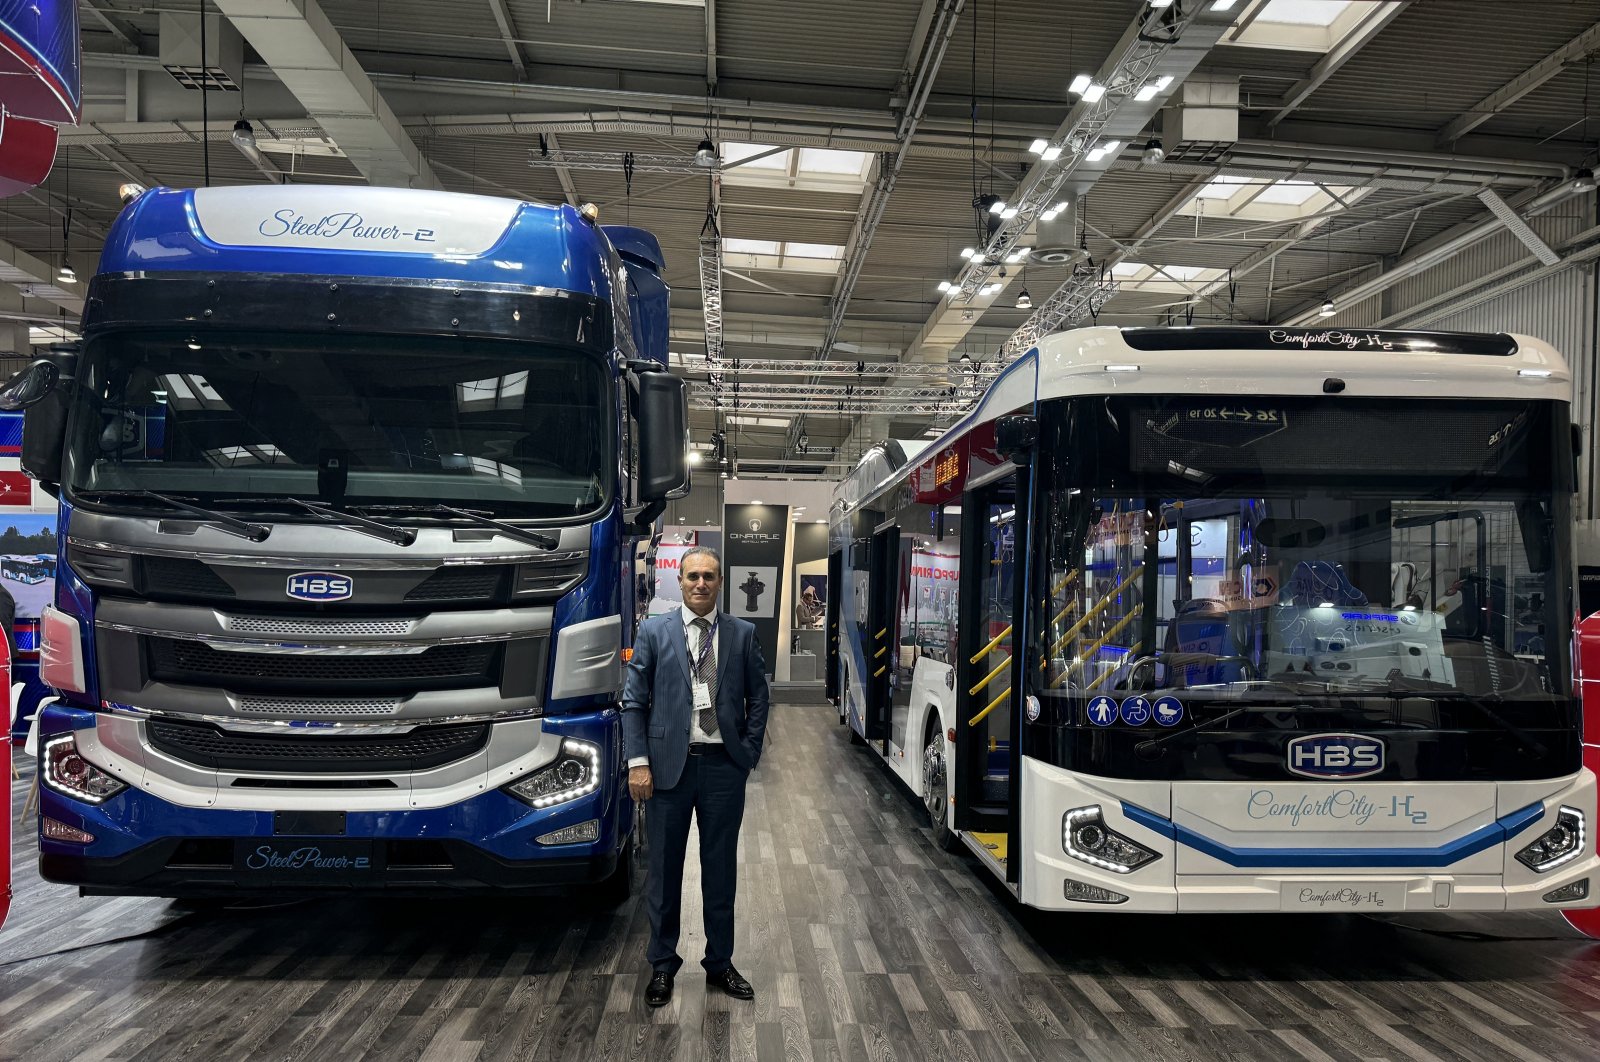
[688,616,718,673]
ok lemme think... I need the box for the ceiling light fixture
[1028,138,1049,155]
[231,117,256,152]
[985,196,1007,215]
[56,264,76,283]
[1081,82,1107,104]
[1015,288,1032,309]
[937,280,954,292]
[694,138,718,168]
[1142,139,1166,166]
[1573,168,1597,194]
[1210,0,1241,10]
[1041,145,1063,161]
[1069,74,1092,96]
[1319,297,1338,318]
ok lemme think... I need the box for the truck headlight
[1516,807,1585,873]
[42,734,126,803]
[504,738,602,809]
[1063,805,1158,874]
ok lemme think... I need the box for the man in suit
[622,546,770,1007]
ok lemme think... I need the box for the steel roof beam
[1436,21,1600,146]
[486,0,528,81]
[1267,2,1412,127]
[212,0,441,189]
[82,1,145,53]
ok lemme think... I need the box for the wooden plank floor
[6,704,1600,1061]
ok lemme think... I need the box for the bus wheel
[593,834,634,907]
[1562,908,1600,939]
[922,725,958,852]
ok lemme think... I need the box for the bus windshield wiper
[213,496,417,547]
[353,503,559,550]
[1134,705,1259,759]
[73,489,271,543]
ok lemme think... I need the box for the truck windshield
[63,330,613,520]
[1030,395,1573,729]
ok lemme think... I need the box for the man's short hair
[679,545,723,576]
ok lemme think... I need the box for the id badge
[693,682,712,711]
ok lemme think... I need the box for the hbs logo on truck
[286,572,354,602]
[1286,733,1385,780]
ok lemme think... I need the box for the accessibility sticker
[1152,695,1185,727]
[1087,695,1118,727]
[1120,695,1152,726]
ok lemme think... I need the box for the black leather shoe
[645,971,674,1008]
[706,966,754,1000]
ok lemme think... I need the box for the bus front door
[865,524,901,750]
[955,474,1021,845]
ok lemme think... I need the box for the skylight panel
[798,148,870,176]
[1252,181,1319,205]
[784,242,844,260]
[1257,0,1351,26]
[1195,175,1251,199]
[722,143,790,170]
[725,238,782,255]
[1224,0,1379,54]
[1106,262,1227,293]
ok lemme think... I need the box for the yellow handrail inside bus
[1052,570,1080,597]
[969,655,1011,696]
[1050,566,1144,656]
[874,645,888,658]
[1086,641,1143,691]
[873,666,887,678]
[968,685,1012,727]
[1053,607,1143,690]
[970,624,1013,664]
[876,628,887,639]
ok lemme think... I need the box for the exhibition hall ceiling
[3,0,1598,475]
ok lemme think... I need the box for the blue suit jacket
[621,610,770,790]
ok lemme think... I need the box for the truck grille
[146,637,500,692]
[142,557,236,598]
[404,567,508,601]
[147,717,489,773]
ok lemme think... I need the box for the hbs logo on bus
[286,571,354,602]
[1286,733,1385,780]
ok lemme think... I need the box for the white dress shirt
[628,603,723,769]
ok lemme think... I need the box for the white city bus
[828,325,1599,923]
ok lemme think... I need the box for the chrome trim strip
[95,620,519,652]
[102,700,544,731]
[67,537,585,570]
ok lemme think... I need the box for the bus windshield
[1030,396,1573,723]
[63,330,613,521]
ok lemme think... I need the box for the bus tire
[923,721,958,852]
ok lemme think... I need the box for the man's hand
[628,765,654,802]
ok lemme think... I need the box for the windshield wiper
[354,504,559,550]
[213,496,417,547]
[73,489,271,543]
[1134,705,1260,759]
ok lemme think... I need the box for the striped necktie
[692,617,720,738]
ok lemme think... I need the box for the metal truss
[1001,277,1120,360]
[951,3,1201,303]
[529,149,705,174]
[691,357,957,378]
[698,172,725,364]
[691,381,963,403]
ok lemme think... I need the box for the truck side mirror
[636,370,688,502]
[0,360,59,410]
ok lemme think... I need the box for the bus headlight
[43,735,126,803]
[504,738,602,809]
[1063,806,1159,874]
[1516,807,1585,873]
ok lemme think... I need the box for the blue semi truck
[0,184,687,896]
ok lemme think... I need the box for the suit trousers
[644,746,748,975]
